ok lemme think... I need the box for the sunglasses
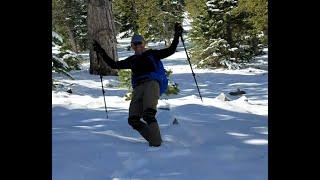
[132,42,143,46]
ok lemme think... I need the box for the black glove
[93,40,104,53]
[174,22,183,37]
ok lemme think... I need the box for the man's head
[131,34,145,55]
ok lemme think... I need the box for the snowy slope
[52,22,268,180]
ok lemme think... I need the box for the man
[93,23,183,147]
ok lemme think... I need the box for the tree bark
[87,0,118,75]
[66,25,78,53]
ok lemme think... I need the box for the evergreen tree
[112,0,139,37]
[52,31,83,80]
[113,0,184,45]
[186,0,267,69]
[52,0,88,52]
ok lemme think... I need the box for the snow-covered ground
[52,20,268,179]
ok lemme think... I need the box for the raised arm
[152,22,183,60]
[93,41,132,69]
[153,35,180,60]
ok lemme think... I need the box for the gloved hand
[174,22,183,37]
[93,40,104,53]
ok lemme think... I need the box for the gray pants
[129,80,160,117]
[128,80,162,146]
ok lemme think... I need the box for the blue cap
[131,34,144,43]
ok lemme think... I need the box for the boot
[148,122,162,147]
[138,125,150,142]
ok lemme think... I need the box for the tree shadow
[162,57,191,66]
[168,103,267,143]
[53,99,267,179]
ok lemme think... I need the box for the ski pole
[95,47,109,119]
[180,35,203,102]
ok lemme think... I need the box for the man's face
[131,41,145,55]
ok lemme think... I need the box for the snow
[53,55,69,69]
[206,1,216,8]
[182,12,192,32]
[52,31,63,43]
[212,52,219,56]
[62,53,78,59]
[52,46,61,55]
[53,17,267,180]
[239,44,250,49]
[229,47,238,52]
[244,49,268,70]
[210,9,222,12]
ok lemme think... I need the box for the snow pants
[128,80,162,146]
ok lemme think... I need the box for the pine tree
[112,0,139,37]
[52,0,88,52]
[186,0,267,69]
[233,0,268,43]
[113,0,184,45]
[52,31,83,80]
[186,0,237,67]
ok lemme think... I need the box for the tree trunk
[226,21,233,47]
[66,25,78,53]
[87,0,118,75]
[64,0,78,53]
[130,1,138,34]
